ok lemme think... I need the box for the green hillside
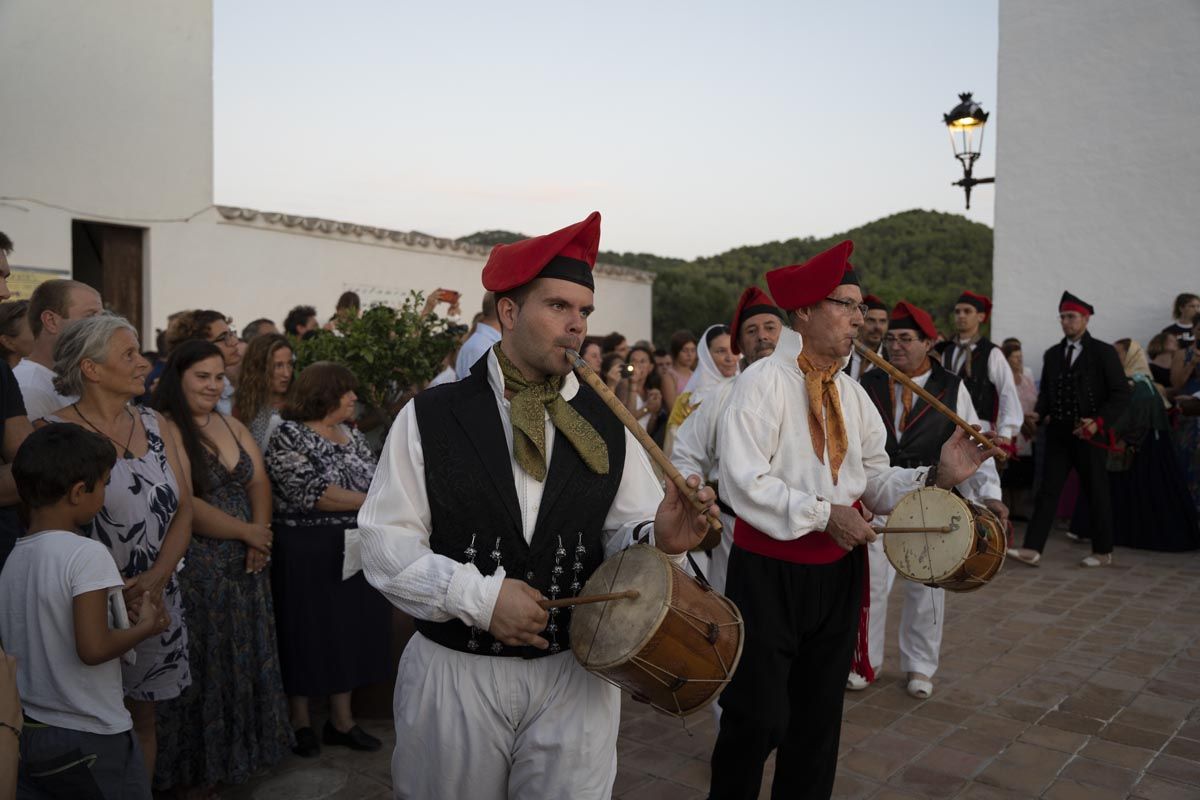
[459,209,993,344]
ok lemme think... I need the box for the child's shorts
[17,717,150,800]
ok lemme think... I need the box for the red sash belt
[732,500,862,565]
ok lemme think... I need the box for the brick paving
[220,526,1200,799]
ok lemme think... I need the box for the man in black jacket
[1011,291,1130,567]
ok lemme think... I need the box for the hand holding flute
[566,349,722,554]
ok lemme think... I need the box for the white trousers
[391,633,620,800]
[865,537,944,677]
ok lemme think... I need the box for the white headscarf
[682,324,739,406]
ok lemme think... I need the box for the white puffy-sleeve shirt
[717,341,930,540]
[357,349,665,632]
[947,341,1024,439]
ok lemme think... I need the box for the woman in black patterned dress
[264,362,390,758]
[150,340,293,792]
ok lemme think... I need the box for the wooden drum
[883,487,1006,593]
[569,544,743,717]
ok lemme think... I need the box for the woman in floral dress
[265,362,390,758]
[41,313,193,779]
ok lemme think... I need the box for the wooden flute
[565,348,722,533]
[854,341,1006,460]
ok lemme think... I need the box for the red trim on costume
[851,545,875,683]
[1059,301,1091,316]
[733,502,863,565]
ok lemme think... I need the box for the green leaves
[291,292,459,415]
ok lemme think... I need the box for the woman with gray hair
[38,311,194,780]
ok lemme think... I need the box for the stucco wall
[992,0,1200,373]
[0,0,213,220]
[0,204,654,346]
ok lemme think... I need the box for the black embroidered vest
[412,359,627,658]
[937,338,998,425]
[861,360,961,468]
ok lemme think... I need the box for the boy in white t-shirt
[0,423,169,799]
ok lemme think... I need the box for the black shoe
[292,726,321,758]
[322,720,382,752]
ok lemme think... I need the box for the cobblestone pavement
[218,527,1200,799]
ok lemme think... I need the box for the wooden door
[72,221,145,336]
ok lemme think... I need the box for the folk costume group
[358,212,1009,800]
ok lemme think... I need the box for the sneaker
[1080,553,1112,568]
[1009,548,1041,567]
[292,726,320,758]
[907,675,934,699]
[846,672,869,691]
[1065,531,1087,543]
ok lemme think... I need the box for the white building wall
[0,0,213,220]
[992,0,1200,374]
[0,204,654,346]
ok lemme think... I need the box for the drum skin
[570,544,743,717]
[884,488,1006,593]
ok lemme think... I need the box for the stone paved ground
[220,527,1200,799]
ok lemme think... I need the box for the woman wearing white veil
[663,324,739,464]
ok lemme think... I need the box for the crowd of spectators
[0,222,1196,798]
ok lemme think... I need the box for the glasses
[209,331,238,346]
[823,297,869,316]
[884,334,922,345]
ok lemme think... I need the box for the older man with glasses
[851,302,1004,700]
[710,244,1002,800]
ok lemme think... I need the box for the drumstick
[854,342,1006,461]
[539,590,639,610]
[565,349,722,533]
[879,526,955,534]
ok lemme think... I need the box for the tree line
[460,208,994,345]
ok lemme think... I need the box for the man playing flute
[357,211,715,800]
[708,241,1002,800]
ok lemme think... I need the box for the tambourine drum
[883,487,1006,593]
[569,544,743,717]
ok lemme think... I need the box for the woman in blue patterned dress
[41,312,194,780]
[265,362,390,758]
[151,340,293,792]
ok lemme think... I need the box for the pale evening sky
[213,0,998,260]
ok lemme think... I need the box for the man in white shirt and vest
[357,212,715,800]
[708,241,1001,800]
[935,290,1023,444]
[850,301,1005,700]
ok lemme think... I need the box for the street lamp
[944,92,994,209]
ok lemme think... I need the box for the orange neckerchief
[889,357,933,432]
[796,352,847,485]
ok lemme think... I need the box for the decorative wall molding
[215,205,654,284]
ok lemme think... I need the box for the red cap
[729,286,783,355]
[862,293,887,312]
[482,212,601,293]
[765,240,858,311]
[956,290,992,314]
[889,301,938,340]
[1059,290,1094,316]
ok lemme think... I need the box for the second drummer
[709,241,1002,800]
[854,301,1006,700]
[357,211,715,800]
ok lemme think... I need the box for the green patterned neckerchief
[492,343,609,482]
